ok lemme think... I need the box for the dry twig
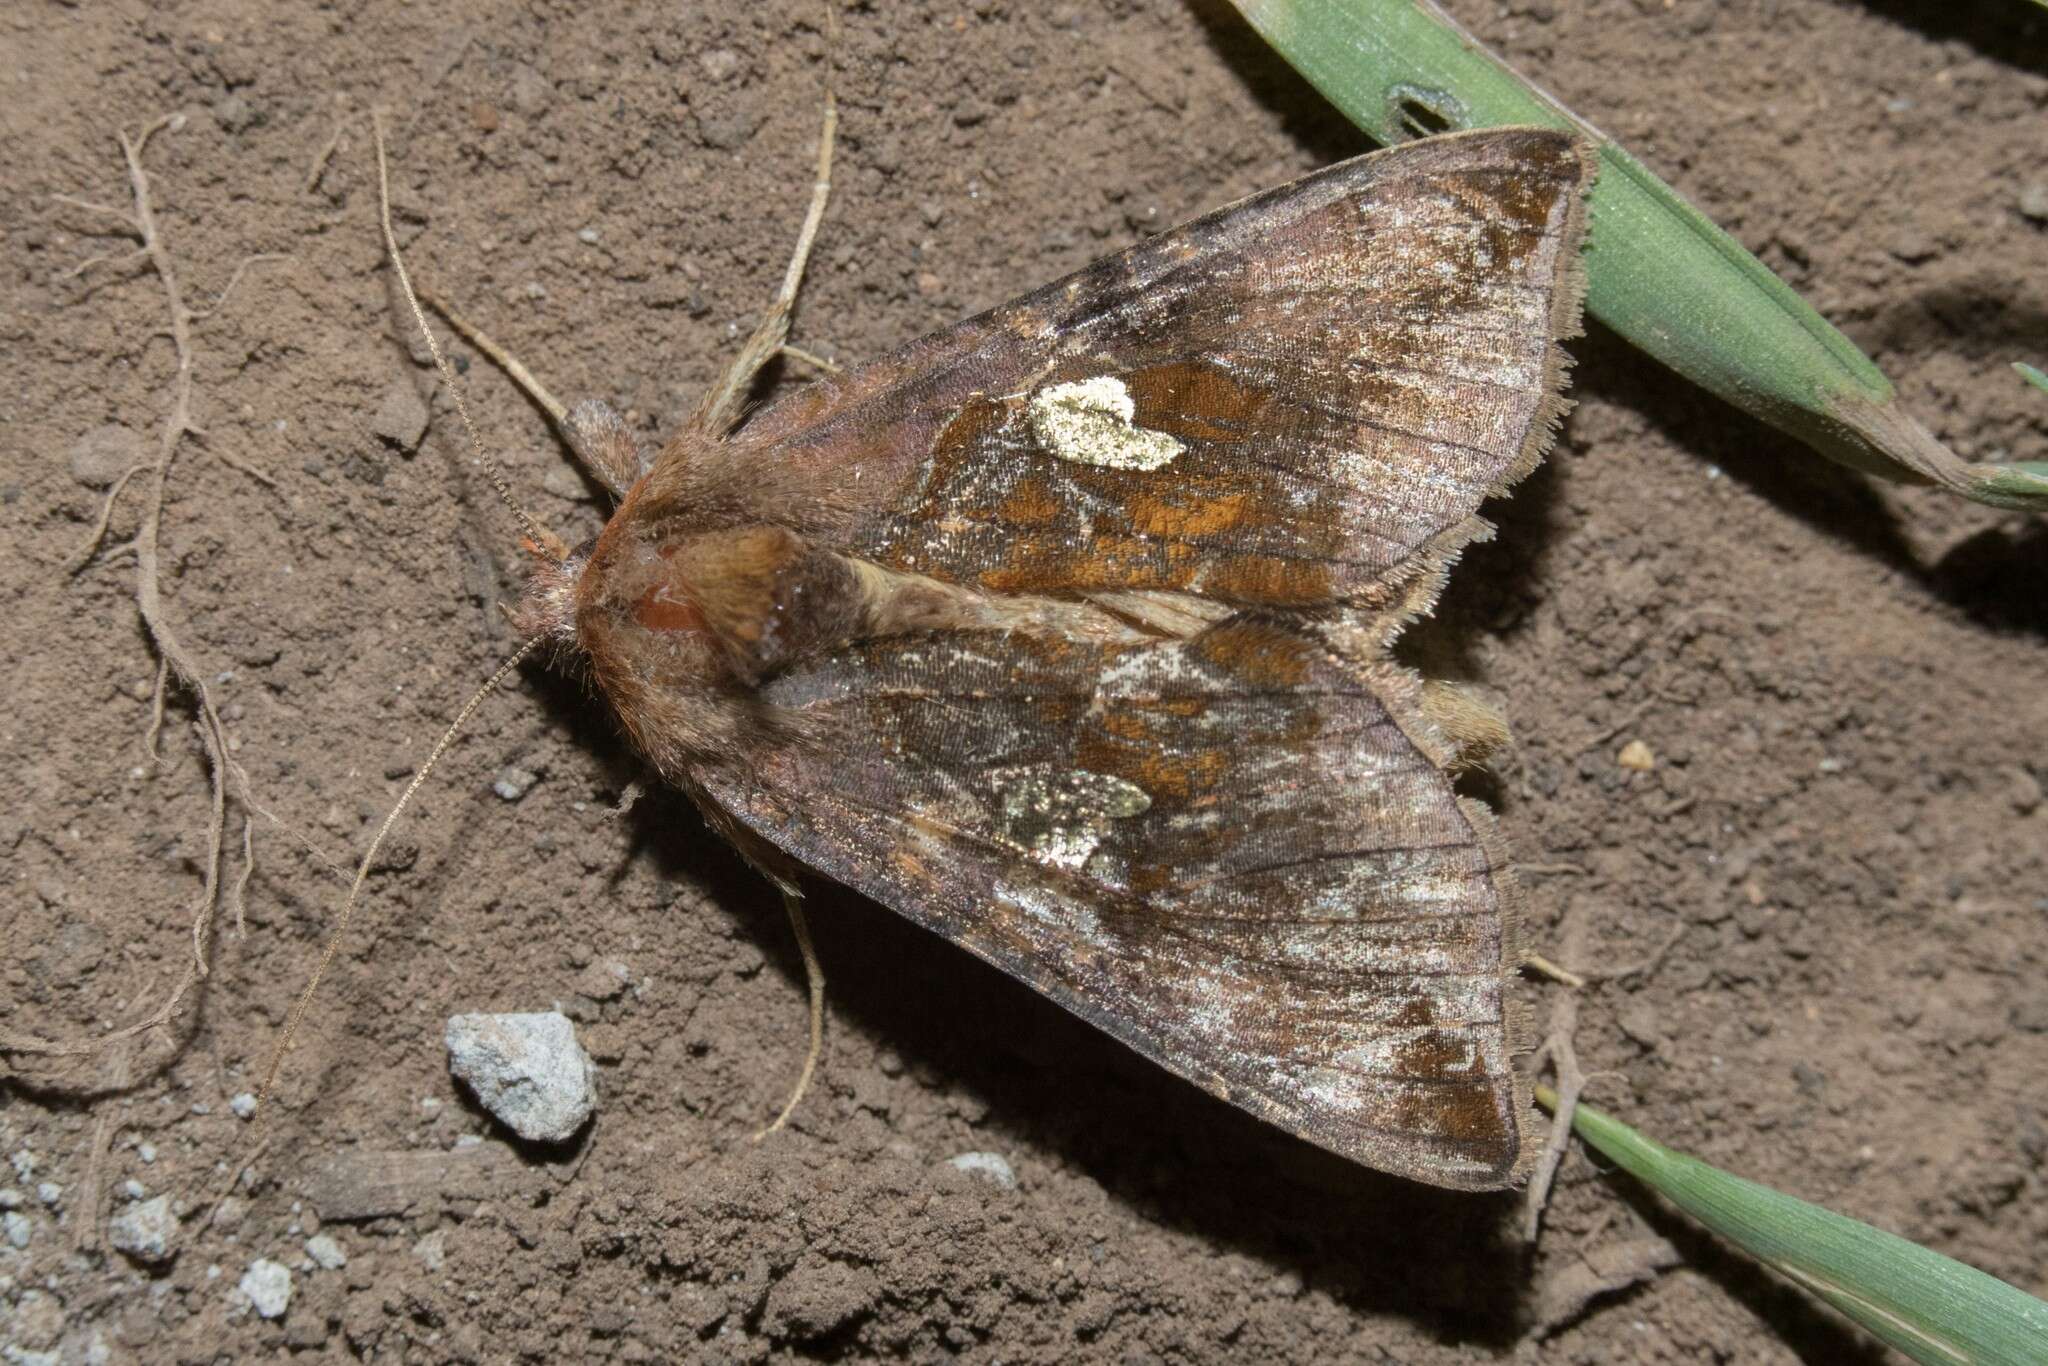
[1522,906,1592,1242]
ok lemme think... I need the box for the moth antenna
[256,634,544,1108]
[371,110,554,555]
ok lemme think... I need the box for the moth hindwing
[527,127,1594,1190]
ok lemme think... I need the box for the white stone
[238,1258,292,1319]
[946,1151,1018,1191]
[304,1234,347,1270]
[444,1011,595,1143]
[108,1195,177,1265]
[492,766,540,802]
[229,1092,258,1120]
[413,1229,447,1272]
[12,1288,64,1351]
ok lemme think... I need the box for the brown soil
[4,1,2045,1361]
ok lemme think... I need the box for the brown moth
[473,125,1592,1191]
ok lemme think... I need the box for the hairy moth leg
[686,86,839,435]
[754,887,827,1141]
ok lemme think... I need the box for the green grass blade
[1538,1087,2048,1365]
[1229,0,2048,511]
[2016,362,2048,396]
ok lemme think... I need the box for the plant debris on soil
[2,1,2044,1360]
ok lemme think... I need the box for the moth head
[509,529,589,648]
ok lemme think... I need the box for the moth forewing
[540,127,1593,1189]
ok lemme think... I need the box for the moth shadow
[1399,450,1568,671]
[1862,281,2048,369]
[591,763,1531,1340]
[1855,0,2048,77]
[799,878,1531,1345]
[1572,321,2048,638]
[1184,0,1377,168]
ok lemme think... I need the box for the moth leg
[414,285,646,500]
[753,887,827,1140]
[688,87,838,435]
[780,343,842,375]
[1419,680,1513,771]
[562,400,648,500]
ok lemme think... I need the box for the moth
[404,120,1593,1191]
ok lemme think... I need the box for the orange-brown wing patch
[669,128,1589,614]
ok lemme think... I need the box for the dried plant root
[4,117,266,1063]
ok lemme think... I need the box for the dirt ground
[3,0,2045,1360]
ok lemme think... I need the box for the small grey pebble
[239,1258,292,1319]
[138,1143,158,1164]
[109,1195,177,1265]
[577,227,601,244]
[213,92,258,133]
[1887,232,1939,265]
[413,1229,447,1271]
[445,1011,596,1143]
[2005,765,2043,816]
[4,1209,31,1248]
[509,64,553,116]
[36,1181,61,1208]
[2019,180,2048,224]
[12,1289,65,1352]
[119,1180,146,1200]
[369,377,431,452]
[229,1092,258,1120]
[493,766,541,801]
[571,959,632,1002]
[0,1185,22,1209]
[69,424,144,488]
[304,1233,347,1270]
[696,108,764,151]
[946,1151,1017,1190]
